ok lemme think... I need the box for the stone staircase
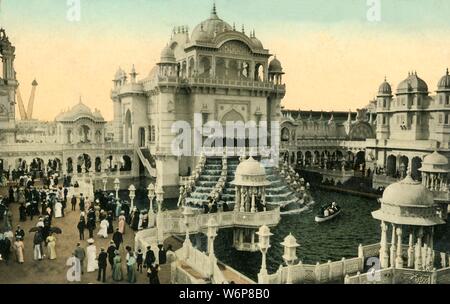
[185,158,222,206]
[221,158,302,210]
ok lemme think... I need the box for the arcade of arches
[282,149,367,172]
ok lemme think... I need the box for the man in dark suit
[71,195,77,211]
[107,241,116,269]
[97,248,108,283]
[144,246,156,269]
[112,228,123,249]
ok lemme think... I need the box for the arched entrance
[77,154,92,173]
[138,127,146,148]
[399,156,409,178]
[79,125,91,143]
[355,151,366,171]
[95,157,102,173]
[221,110,246,149]
[67,158,73,174]
[387,155,397,177]
[305,151,312,166]
[121,155,132,172]
[411,157,422,181]
[124,110,132,144]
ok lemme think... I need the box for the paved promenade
[0,187,180,284]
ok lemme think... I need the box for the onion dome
[250,30,263,49]
[191,23,212,42]
[378,77,392,96]
[419,151,449,173]
[397,71,428,94]
[437,68,450,92]
[160,44,176,64]
[191,4,232,42]
[56,100,105,123]
[372,175,444,226]
[232,157,270,187]
[269,56,283,74]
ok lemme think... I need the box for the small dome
[372,175,444,226]
[397,72,428,94]
[419,151,449,173]
[232,157,270,187]
[423,151,448,166]
[191,5,232,43]
[160,45,176,63]
[191,23,213,42]
[56,101,105,122]
[381,175,434,207]
[378,78,392,95]
[250,36,264,49]
[269,57,283,74]
[437,69,450,91]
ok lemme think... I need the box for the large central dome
[191,4,232,42]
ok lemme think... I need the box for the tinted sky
[3,0,450,120]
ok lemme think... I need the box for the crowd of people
[0,171,173,284]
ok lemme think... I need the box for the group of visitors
[68,239,171,284]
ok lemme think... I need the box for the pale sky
[3,0,450,121]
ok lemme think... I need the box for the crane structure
[16,79,38,120]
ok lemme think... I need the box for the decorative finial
[211,1,218,17]
[242,24,245,34]
[233,23,236,31]
[384,75,387,82]
[446,68,449,75]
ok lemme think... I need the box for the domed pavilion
[372,175,445,270]
[231,156,271,252]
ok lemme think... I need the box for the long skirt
[113,264,123,281]
[33,244,42,260]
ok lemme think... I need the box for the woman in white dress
[54,201,63,218]
[86,239,98,272]
[97,219,109,239]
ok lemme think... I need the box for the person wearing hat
[73,243,86,274]
[118,211,126,235]
[107,241,116,269]
[13,236,24,264]
[86,239,98,273]
[15,226,25,240]
[144,246,156,269]
[79,194,85,212]
[19,203,26,222]
[112,250,123,281]
[112,228,123,250]
[71,195,77,211]
[75,215,84,237]
[127,249,137,284]
[97,248,108,283]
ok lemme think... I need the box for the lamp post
[182,205,194,259]
[206,217,218,279]
[147,183,155,213]
[114,178,120,200]
[155,186,164,214]
[257,225,273,283]
[281,233,299,284]
[102,174,108,192]
[128,184,136,210]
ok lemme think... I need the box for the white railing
[345,267,439,284]
[258,257,364,284]
[136,147,156,177]
[158,209,280,236]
